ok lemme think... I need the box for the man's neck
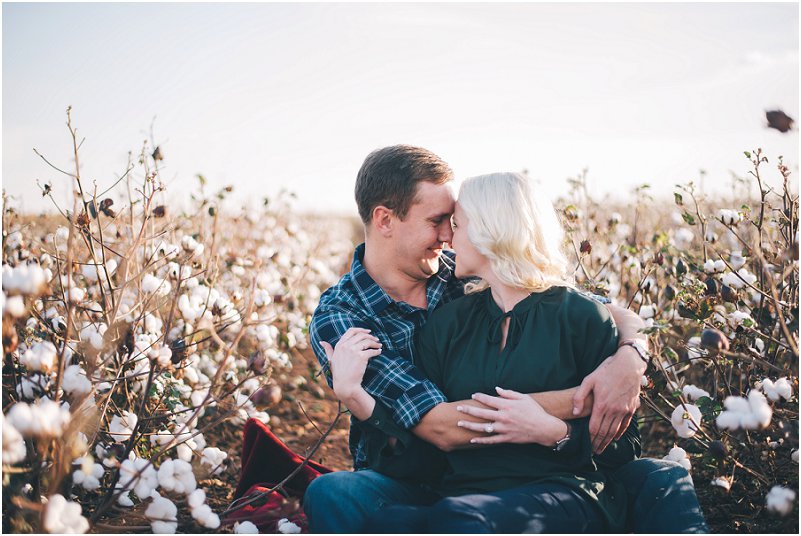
[362,241,429,308]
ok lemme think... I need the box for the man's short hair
[355,145,454,224]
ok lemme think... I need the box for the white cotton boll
[729,251,746,270]
[716,391,772,431]
[2,414,27,464]
[72,456,104,491]
[66,286,86,303]
[704,229,718,243]
[80,322,107,350]
[43,494,89,534]
[791,450,798,463]
[753,338,765,353]
[640,375,649,387]
[671,404,702,438]
[711,477,731,491]
[62,365,93,396]
[117,457,159,499]
[766,486,796,516]
[19,340,58,373]
[2,263,47,295]
[117,491,134,507]
[108,411,138,441]
[673,227,694,248]
[4,294,26,317]
[191,503,221,529]
[686,337,703,360]
[6,398,71,438]
[157,458,196,494]
[148,345,172,367]
[181,235,204,257]
[771,377,793,401]
[145,493,178,534]
[277,518,302,534]
[200,447,228,475]
[638,304,655,320]
[727,311,753,328]
[187,489,206,509]
[682,385,711,401]
[719,209,742,226]
[141,274,171,296]
[235,521,260,534]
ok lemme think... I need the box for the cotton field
[1,126,798,533]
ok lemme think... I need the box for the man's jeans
[303,458,709,533]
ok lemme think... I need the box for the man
[304,145,707,533]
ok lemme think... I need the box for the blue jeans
[303,469,439,533]
[611,458,708,533]
[303,459,708,533]
[363,482,605,533]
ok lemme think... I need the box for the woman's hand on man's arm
[455,387,569,447]
[320,327,383,420]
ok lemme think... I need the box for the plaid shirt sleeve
[310,307,447,429]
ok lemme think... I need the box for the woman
[330,172,631,533]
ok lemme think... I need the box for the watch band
[619,338,650,364]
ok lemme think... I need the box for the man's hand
[455,387,568,447]
[573,345,644,454]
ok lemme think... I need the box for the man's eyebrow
[428,213,452,222]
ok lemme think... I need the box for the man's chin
[421,257,440,276]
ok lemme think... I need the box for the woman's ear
[371,206,395,238]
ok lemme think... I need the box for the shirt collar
[350,243,455,315]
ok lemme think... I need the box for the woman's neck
[482,272,530,313]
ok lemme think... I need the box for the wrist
[542,417,569,447]
[617,339,649,373]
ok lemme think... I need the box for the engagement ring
[485,424,494,434]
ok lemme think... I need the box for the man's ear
[371,206,395,238]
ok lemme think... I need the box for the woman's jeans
[303,458,709,533]
[363,481,604,533]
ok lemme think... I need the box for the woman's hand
[456,387,568,446]
[320,327,382,419]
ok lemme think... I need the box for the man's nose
[439,221,453,244]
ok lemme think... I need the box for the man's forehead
[412,182,455,216]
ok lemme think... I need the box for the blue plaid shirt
[310,243,466,469]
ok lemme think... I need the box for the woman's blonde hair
[458,172,573,294]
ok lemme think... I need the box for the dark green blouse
[414,286,627,530]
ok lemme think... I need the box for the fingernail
[456,406,463,411]
[471,394,477,399]
[470,439,477,444]
[572,407,579,415]
[457,421,464,427]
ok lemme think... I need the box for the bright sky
[3,2,799,216]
